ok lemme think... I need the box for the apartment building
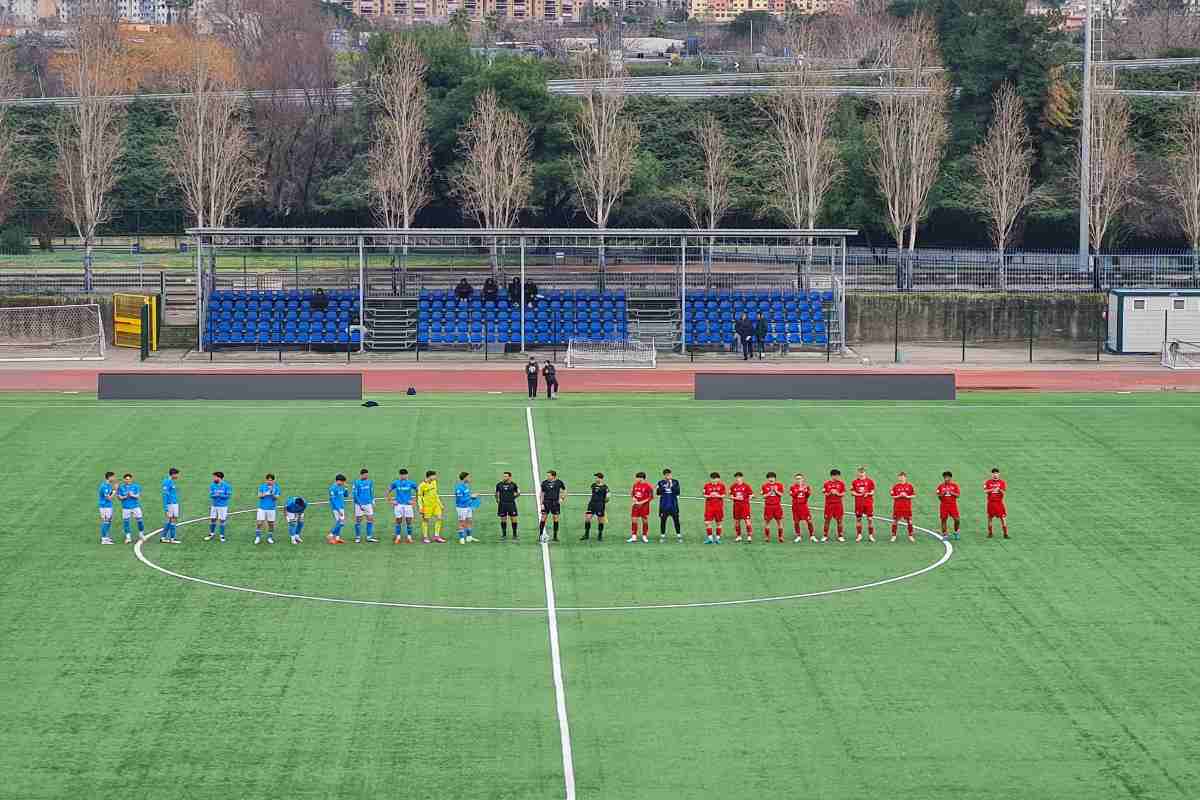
[687,0,845,23]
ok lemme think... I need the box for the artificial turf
[0,391,1197,800]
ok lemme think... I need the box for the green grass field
[1,392,1198,800]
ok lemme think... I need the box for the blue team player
[255,473,280,545]
[98,471,117,545]
[352,468,377,543]
[285,495,307,544]
[205,471,232,543]
[161,467,181,544]
[454,472,480,544]
[328,474,349,545]
[116,472,144,544]
[387,468,418,544]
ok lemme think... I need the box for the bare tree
[867,15,949,252]
[1110,0,1200,58]
[760,25,842,232]
[1080,82,1139,251]
[0,49,22,226]
[367,36,431,231]
[973,82,1036,287]
[569,53,639,270]
[454,89,533,269]
[52,5,125,285]
[679,112,734,231]
[1163,89,1200,266]
[167,35,262,232]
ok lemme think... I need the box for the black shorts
[586,502,607,517]
[497,503,518,518]
[542,501,561,516]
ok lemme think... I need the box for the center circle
[133,498,954,612]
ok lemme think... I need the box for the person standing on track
[525,357,540,398]
[495,471,520,541]
[542,361,559,399]
[656,468,682,542]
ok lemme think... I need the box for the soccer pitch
[1,392,1198,800]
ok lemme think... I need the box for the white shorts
[99,507,113,521]
[209,506,228,521]
[122,507,143,520]
[393,503,414,520]
[354,503,375,517]
[331,508,346,523]
[286,511,304,523]
[165,503,180,518]
[256,509,277,522]
[457,507,473,522]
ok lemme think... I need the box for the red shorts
[824,505,843,519]
[763,505,783,522]
[631,505,650,519]
[792,506,812,522]
[704,502,724,522]
[854,499,874,517]
[732,502,751,521]
[987,502,1006,519]
[939,505,960,521]
[892,507,912,520]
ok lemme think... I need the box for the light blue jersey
[389,478,417,505]
[329,483,348,511]
[209,480,232,507]
[117,482,141,509]
[352,478,374,506]
[98,482,114,509]
[161,476,179,510]
[258,482,280,510]
[455,482,473,509]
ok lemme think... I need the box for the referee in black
[495,471,520,541]
[581,472,609,541]
[538,469,566,542]
[525,357,539,398]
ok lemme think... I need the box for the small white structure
[1107,288,1200,354]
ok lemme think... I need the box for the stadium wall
[844,293,1106,342]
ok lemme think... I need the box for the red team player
[851,466,877,543]
[984,467,1009,538]
[889,471,916,542]
[628,471,654,543]
[936,471,961,540]
[822,468,847,542]
[703,472,727,544]
[760,472,786,542]
[790,473,815,543]
[729,473,755,542]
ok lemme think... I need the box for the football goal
[0,304,106,361]
[565,338,657,368]
[1161,339,1200,369]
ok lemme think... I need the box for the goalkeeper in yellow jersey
[418,470,446,543]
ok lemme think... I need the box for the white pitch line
[527,405,577,800]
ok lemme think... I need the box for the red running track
[4,367,1200,393]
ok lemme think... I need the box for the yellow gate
[113,293,158,350]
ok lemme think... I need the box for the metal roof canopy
[189,227,859,237]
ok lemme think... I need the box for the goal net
[0,304,106,361]
[566,337,657,368]
[1161,339,1200,369]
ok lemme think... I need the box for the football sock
[631,520,638,535]
[406,522,413,535]
[394,522,402,536]
[366,522,374,538]
[907,521,914,535]
[660,518,667,536]
[584,521,591,538]
[597,523,604,539]
[434,519,443,536]
[354,522,362,539]
[501,520,509,536]
[641,520,648,535]
[295,521,304,537]
[539,519,547,535]
[122,519,130,535]
[100,521,111,539]
[218,523,226,536]
[511,522,518,536]
[420,519,429,537]
[136,519,144,534]
[553,521,559,538]
[209,522,216,534]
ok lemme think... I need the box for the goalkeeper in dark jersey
[657,468,682,542]
[581,472,609,541]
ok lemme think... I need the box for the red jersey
[760,481,784,510]
[936,481,961,515]
[631,481,653,506]
[730,482,754,519]
[703,481,727,502]
[984,477,1007,517]
[851,477,876,513]
[822,479,846,513]
[790,483,813,521]
[890,482,916,518]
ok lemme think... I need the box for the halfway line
[527,405,576,800]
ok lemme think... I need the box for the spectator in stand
[454,278,474,304]
[754,312,769,358]
[735,313,754,360]
[311,288,330,312]
[524,280,539,308]
[508,277,522,305]
[483,277,499,302]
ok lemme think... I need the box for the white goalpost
[565,338,657,368]
[1161,339,1200,369]
[0,304,106,362]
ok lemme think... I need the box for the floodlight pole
[195,231,204,353]
[1079,0,1093,287]
[357,235,365,321]
[520,235,526,353]
[680,235,687,355]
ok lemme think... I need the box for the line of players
[97,464,1010,545]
